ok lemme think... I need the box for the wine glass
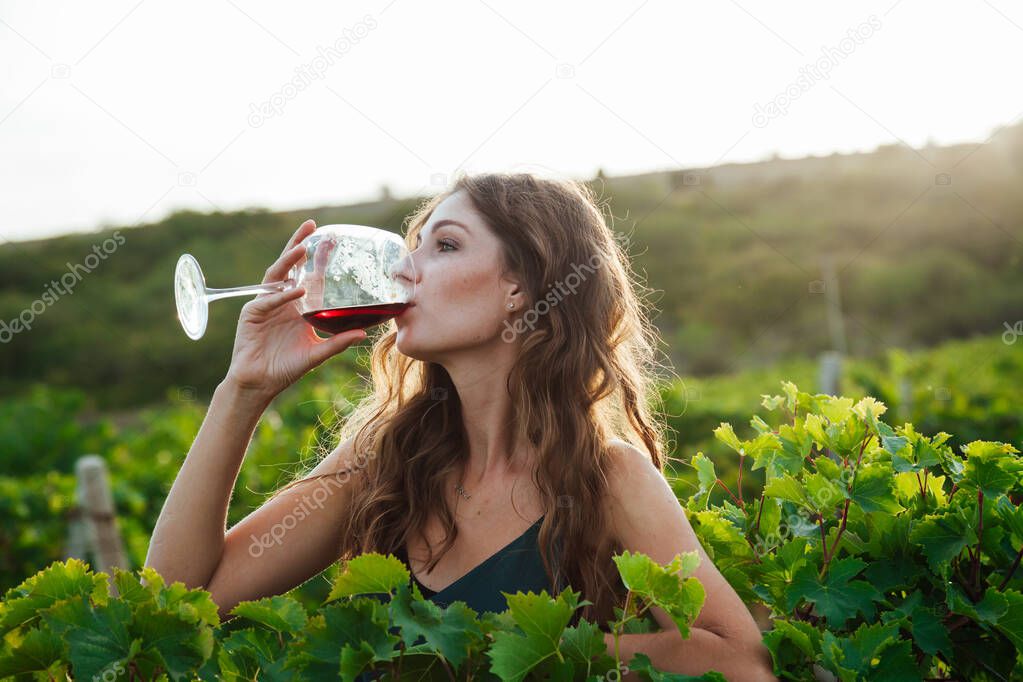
[174,224,416,340]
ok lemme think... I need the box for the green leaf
[0,626,66,677]
[326,552,411,601]
[769,422,814,477]
[763,474,812,510]
[762,618,821,675]
[487,628,556,682]
[712,423,743,452]
[994,589,1023,652]
[996,496,1023,544]
[626,652,727,680]
[690,452,716,509]
[388,582,483,670]
[960,440,1023,499]
[216,628,292,682]
[851,396,888,423]
[874,420,909,459]
[0,558,109,634]
[882,590,951,657]
[819,396,855,425]
[290,599,399,681]
[850,464,901,514]
[560,619,615,678]
[486,589,581,682]
[41,599,137,682]
[787,558,882,627]
[613,551,705,637]
[910,507,977,571]
[130,601,215,681]
[819,621,908,681]
[113,566,220,627]
[230,595,308,633]
[506,588,581,644]
[947,584,1008,625]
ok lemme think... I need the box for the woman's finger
[280,219,316,258]
[247,286,305,315]
[263,243,307,285]
[307,327,367,366]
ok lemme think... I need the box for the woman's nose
[392,249,420,292]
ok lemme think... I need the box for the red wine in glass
[302,302,410,334]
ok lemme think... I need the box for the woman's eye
[438,240,457,252]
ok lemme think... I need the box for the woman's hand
[224,219,367,401]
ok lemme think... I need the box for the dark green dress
[397,514,567,615]
[355,516,582,681]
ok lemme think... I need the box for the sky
[1,0,1021,242]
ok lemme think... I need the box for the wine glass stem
[205,278,294,302]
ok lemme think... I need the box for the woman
[145,172,776,680]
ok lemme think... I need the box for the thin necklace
[455,483,472,500]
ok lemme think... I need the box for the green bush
[0,552,714,681]
[4,381,1023,679]
[688,382,1023,680]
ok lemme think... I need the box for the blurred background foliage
[2,123,1021,408]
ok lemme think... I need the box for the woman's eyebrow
[416,219,469,243]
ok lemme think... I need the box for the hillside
[2,123,1021,408]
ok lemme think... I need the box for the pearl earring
[507,303,514,310]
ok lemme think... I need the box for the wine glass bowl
[174,224,415,340]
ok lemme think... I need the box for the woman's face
[393,190,522,362]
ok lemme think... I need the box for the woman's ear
[504,279,527,311]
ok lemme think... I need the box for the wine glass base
[175,254,209,340]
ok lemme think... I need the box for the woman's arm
[145,218,365,602]
[602,440,778,682]
[145,377,367,621]
[144,377,272,589]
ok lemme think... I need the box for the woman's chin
[394,328,420,358]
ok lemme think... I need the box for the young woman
[146,173,775,680]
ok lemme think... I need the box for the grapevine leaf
[486,589,583,682]
[0,626,66,677]
[690,452,716,509]
[560,619,615,678]
[819,621,906,681]
[216,628,292,682]
[289,599,399,682]
[993,589,1023,652]
[626,652,727,680]
[960,441,1023,499]
[712,423,743,453]
[388,582,483,669]
[851,396,887,423]
[113,566,220,627]
[0,558,109,634]
[327,552,410,602]
[613,551,705,637]
[41,598,136,682]
[910,507,977,571]
[230,595,308,633]
[787,558,881,627]
[130,601,215,681]
[763,474,812,510]
[849,464,901,514]
[762,618,821,675]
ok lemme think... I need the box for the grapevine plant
[687,381,1023,680]
[2,380,1022,680]
[0,551,716,681]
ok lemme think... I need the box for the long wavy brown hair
[272,171,674,628]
